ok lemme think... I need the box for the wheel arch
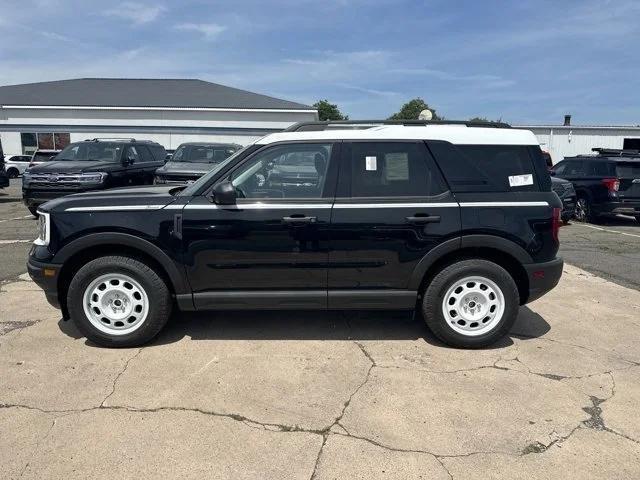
[54,233,188,317]
[409,235,531,305]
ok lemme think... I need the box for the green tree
[468,116,503,124]
[313,100,348,121]
[388,98,442,121]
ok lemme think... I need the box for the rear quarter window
[616,161,640,178]
[427,142,546,192]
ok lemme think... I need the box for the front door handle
[405,214,441,225]
[282,215,317,225]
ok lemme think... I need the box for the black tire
[28,206,39,217]
[67,255,172,347]
[422,259,520,349]
[7,168,19,179]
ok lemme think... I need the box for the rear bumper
[27,257,62,309]
[598,200,640,216]
[523,257,563,303]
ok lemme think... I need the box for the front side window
[230,143,332,199]
[348,142,445,197]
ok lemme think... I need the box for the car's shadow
[58,306,550,350]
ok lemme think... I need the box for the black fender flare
[53,232,189,294]
[408,235,532,290]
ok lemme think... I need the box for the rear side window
[559,160,586,176]
[427,142,543,192]
[344,142,446,197]
[616,162,640,177]
[589,161,613,176]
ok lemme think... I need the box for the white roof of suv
[257,125,539,146]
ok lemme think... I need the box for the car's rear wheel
[575,196,594,223]
[67,256,172,347]
[7,168,19,178]
[422,259,519,348]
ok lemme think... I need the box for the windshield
[179,145,253,196]
[172,144,238,163]
[56,142,123,162]
[32,152,59,162]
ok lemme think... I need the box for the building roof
[257,124,539,146]
[0,78,315,111]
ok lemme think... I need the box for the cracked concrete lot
[1,264,640,479]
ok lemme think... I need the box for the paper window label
[365,156,377,171]
[508,174,533,187]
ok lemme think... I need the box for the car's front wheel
[7,168,19,178]
[575,196,594,223]
[67,256,172,347]
[422,259,520,348]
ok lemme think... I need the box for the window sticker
[385,153,409,181]
[365,156,377,171]
[508,174,534,187]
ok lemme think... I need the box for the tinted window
[553,162,567,175]
[562,160,586,176]
[589,161,613,176]
[230,143,332,199]
[428,142,540,192]
[138,145,154,163]
[347,142,445,197]
[616,162,640,177]
[173,144,238,163]
[125,146,140,163]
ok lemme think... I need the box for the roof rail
[592,148,640,156]
[284,119,512,132]
[85,137,137,142]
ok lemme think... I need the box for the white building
[0,78,317,156]
[517,116,640,164]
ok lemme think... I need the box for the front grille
[552,182,574,197]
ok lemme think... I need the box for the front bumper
[561,195,576,220]
[27,257,62,309]
[523,257,563,303]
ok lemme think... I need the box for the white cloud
[173,23,226,39]
[103,2,166,25]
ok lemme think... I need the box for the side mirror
[210,181,237,205]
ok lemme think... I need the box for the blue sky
[1,0,639,124]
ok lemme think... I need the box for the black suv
[552,148,640,223]
[551,176,576,223]
[22,139,166,216]
[27,120,563,348]
[154,142,241,184]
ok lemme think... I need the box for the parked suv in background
[154,142,241,184]
[552,148,640,223]
[5,155,31,178]
[23,138,166,216]
[28,120,562,348]
[551,176,576,223]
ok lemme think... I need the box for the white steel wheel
[441,275,505,337]
[82,273,149,335]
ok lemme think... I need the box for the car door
[327,141,461,309]
[181,141,339,309]
[122,145,144,185]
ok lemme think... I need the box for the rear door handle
[405,214,441,225]
[282,215,317,224]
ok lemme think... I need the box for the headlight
[34,211,50,246]
[154,175,166,184]
[78,172,107,183]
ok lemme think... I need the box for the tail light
[602,178,620,193]
[552,207,561,243]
